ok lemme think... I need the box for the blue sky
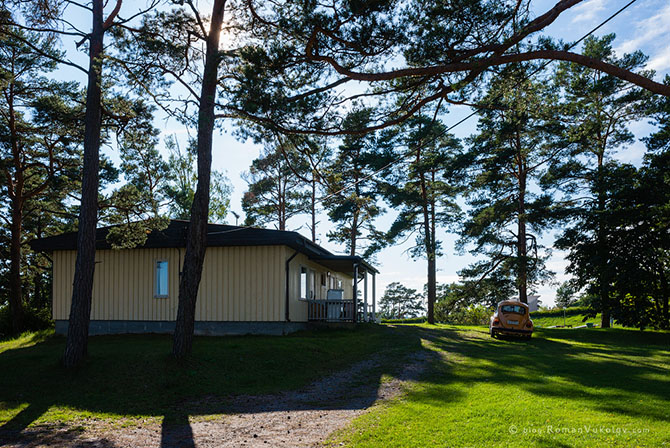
[51,0,670,307]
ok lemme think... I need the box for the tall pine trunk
[9,200,23,333]
[418,152,435,324]
[659,271,669,329]
[425,227,436,323]
[7,79,24,334]
[517,172,528,304]
[172,0,226,359]
[350,163,361,256]
[596,163,610,328]
[310,175,316,242]
[63,0,104,368]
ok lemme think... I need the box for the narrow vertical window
[300,266,309,300]
[155,260,169,298]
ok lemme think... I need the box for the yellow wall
[52,245,354,323]
[285,252,353,322]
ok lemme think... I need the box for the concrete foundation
[54,320,309,336]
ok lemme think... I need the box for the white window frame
[154,259,169,299]
[299,265,310,300]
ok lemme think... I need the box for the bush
[0,305,53,338]
[381,317,426,324]
[445,304,492,325]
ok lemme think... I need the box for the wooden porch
[305,261,377,323]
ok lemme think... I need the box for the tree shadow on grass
[0,325,426,447]
[0,401,120,447]
[411,326,670,423]
[2,325,668,446]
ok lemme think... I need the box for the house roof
[29,220,378,275]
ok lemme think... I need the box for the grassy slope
[3,325,669,447]
[0,325,420,428]
[531,311,601,328]
[329,325,670,448]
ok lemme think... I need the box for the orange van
[490,300,533,339]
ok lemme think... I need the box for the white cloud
[615,4,670,55]
[647,45,670,73]
[571,0,607,23]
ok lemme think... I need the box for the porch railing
[307,299,355,322]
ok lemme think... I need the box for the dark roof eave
[29,220,335,258]
[309,255,379,275]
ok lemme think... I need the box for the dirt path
[2,348,436,448]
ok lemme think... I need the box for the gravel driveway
[1,348,435,448]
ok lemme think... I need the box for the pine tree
[548,35,651,328]
[242,141,310,230]
[377,115,463,324]
[378,282,424,320]
[0,28,82,334]
[459,63,566,305]
[163,136,232,224]
[323,109,386,256]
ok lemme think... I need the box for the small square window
[155,260,169,298]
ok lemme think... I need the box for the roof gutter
[285,250,299,322]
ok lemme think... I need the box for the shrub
[381,317,426,324]
[446,304,492,325]
[0,305,53,338]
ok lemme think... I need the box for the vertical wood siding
[52,245,355,323]
[286,252,354,322]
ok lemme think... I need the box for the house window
[300,266,309,300]
[155,260,169,298]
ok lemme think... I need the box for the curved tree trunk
[63,0,105,368]
[172,0,226,359]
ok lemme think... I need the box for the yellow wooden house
[30,220,378,335]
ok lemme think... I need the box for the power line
[316,0,640,204]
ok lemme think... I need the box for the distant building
[528,295,540,312]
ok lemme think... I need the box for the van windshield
[501,304,526,315]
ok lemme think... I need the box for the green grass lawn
[531,310,601,328]
[329,325,670,447]
[0,325,421,430]
[2,324,669,447]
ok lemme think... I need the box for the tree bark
[517,169,528,304]
[659,270,669,329]
[7,74,24,334]
[310,175,316,242]
[350,158,361,256]
[63,0,105,368]
[429,172,437,322]
[417,152,435,324]
[172,0,226,359]
[9,199,24,334]
[596,164,610,329]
